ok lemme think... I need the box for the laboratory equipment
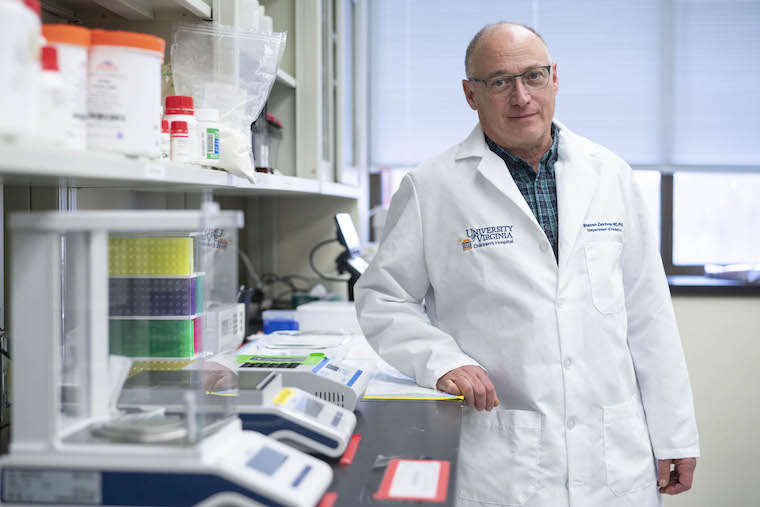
[237,353,369,410]
[262,309,299,334]
[295,301,362,334]
[119,370,357,458]
[334,213,368,301]
[2,208,332,507]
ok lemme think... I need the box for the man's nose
[510,78,531,106]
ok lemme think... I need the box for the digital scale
[119,369,357,458]
[236,353,369,411]
[2,210,333,507]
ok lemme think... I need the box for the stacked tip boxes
[109,236,204,358]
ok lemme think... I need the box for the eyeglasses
[468,65,552,96]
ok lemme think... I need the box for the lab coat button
[566,418,576,430]
[556,298,566,308]
[540,242,549,252]
[564,358,573,369]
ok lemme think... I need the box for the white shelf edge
[319,181,361,199]
[173,0,212,19]
[0,143,358,199]
[91,0,154,20]
[75,0,212,20]
[275,69,297,89]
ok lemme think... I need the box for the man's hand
[436,365,499,411]
[657,458,697,495]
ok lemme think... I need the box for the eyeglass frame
[467,65,553,95]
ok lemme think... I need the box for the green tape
[236,352,325,365]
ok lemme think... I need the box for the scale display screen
[247,446,288,476]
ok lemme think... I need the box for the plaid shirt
[485,124,560,262]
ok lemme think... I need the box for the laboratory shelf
[0,142,360,199]
[47,0,213,20]
[275,69,297,89]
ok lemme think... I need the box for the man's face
[463,26,558,153]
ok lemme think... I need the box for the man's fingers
[659,459,696,495]
[474,369,499,411]
[437,378,462,395]
[452,376,476,409]
[657,459,672,488]
[468,375,487,410]
[436,366,499,411]
[674,459,695,489]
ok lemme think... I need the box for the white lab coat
[355,121,700,507]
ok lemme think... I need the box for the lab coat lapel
[456,124,542,231]
[554,120,602,270]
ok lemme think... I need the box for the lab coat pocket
[458,408,542,506]
[603,394,657,496]
[584,241,624,315]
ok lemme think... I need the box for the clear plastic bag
[171,24,287,182]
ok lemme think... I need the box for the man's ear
[463,80,479,111]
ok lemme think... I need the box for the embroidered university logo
[461,225,514,251]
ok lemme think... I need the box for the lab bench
[324,398,463,506]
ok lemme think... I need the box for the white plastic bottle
[170,121,192,163]
[160,119,170,159]
[239,0,260,31]
[88,29,164,157]
[38,45,68,147]
[164,95,199,163]
[0,0,41,140]
[42,24,89,150]
[196,108,221,164]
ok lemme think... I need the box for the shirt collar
[484,123,559,176]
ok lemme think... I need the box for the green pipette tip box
[110,319,195,357]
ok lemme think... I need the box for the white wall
[665,296,760,506]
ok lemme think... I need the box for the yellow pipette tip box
[109,237,194,276]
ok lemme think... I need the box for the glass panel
[370,0,533,167]
[60,232,91,423]
[673,0,760,164]
[343,0,355,168]
[673,172,760,264]
[322,0,333,168]
[540,0,661,164]
[632,170,661,249]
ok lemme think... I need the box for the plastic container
[109,276,202,317]
[164,95,199,162]
[170,120,193,163]
[239,0,261,31]
[196,108,220,163]
[295,301,362,334]
[109,236,194,276]
[88,29,165,157]
[0,0,41,139]
[42,24,89,150]
[109,318,198,357]
[160,119,170,159]
[262,309,298,334]
[38,45,68,146]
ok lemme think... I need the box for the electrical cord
[309,239,349,282]
[0,349,9,360]
[238,249,261,288]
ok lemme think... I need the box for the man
[355,22,699,507]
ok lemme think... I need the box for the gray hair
[465,22,549,78]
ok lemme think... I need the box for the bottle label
[204,128,220,160]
